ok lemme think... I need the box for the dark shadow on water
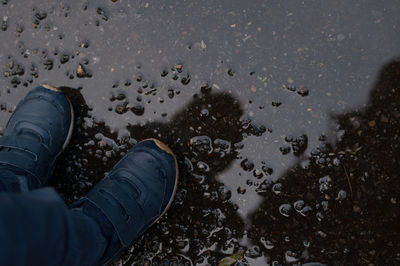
[247,59,400,265]
[51,59,400,265]
[52,89,267,264]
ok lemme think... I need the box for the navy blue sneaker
[0,85,74,191]
[70,139,179,265]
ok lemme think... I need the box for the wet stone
[131,104,144,116]
[167,89,174,99]
[115,93,126,101]
[297,87,309,96]
[290,134,308,156]
[181,74,191,85]
[200,109,209,117]
[8,60,14,69]
[237,186,246,194]
[96,7,109,21]
[60,54,70,64]
[15,65,24,76]
[115,102,129,114]
[287,85,296,92]
[252,169,263,179]
[1,17,8,31]
[272,183,282,194]
[279,144,291,155]
[261,165,273,175]
[279,203,291,217]
[175,64,183,73]
[272,101,282,107]
[76,64,91,78]
[43,59,53,71]
[124,80,131,86]
[293,200,305,211]
[161,70,168,77]
[80,40,89,48]
[240,158,254,171]
[35,11,47,20]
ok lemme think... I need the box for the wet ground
[1,0,400,265]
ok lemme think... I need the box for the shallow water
[1,0,399,265]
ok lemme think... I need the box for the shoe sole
[144,138,179,227]
[41,84,74,151]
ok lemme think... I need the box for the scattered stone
[8,59,14,69]
[80,40,89,48]
[15,65,24,76]
[35,11,47,20]
[297,87,309,96]
[280,144,291,155]
[261,166,273,175]
[181,74,191,85]
[200,82,211,94]
[368,120,376,128]
[43,59,53,70]
[115,102,129,114]
[1,16,8,31]
[76,64,91,78]
[161,70,168,77]
[380,115,389,123]
[131,104,144,116]
[237,186,246,194]
[16,24,24,34]
[240,159,254,171]
[60,53,70,64]
[353,205,361,214]
[175,64,183,73]
[167,89,174,99]
[290,134,308,156]
[96,7,109,21]
[272,101,282,107]
[253,169,263,179]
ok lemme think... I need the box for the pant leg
[0,187,107,266]
[0,165,34,192]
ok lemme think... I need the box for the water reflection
[247,58,400,264]
[52,89,268,264]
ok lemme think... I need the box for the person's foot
[70,139,179,265]
[0,85,74,191]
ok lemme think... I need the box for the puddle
[1,0,399,264]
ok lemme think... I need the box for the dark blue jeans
[0,168,107,266]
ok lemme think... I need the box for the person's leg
[0,85,107,265]
[0,139,178,265]
[0,187,106,266]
